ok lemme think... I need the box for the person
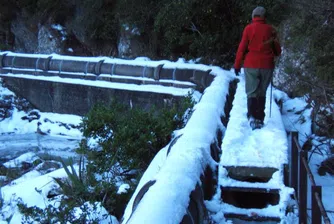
[234,6,281,130]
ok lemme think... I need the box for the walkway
[213,76,294,223]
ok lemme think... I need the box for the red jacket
[234,18,281,69]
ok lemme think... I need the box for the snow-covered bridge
[121,69,293,224]
[0,52,296,223]
[0,52,213,115]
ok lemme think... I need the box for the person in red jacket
[234,6,281,130]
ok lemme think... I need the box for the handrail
[293,136,317,185]
[291,133,331,224]
[0,52,214,92]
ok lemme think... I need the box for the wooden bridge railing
[289,131,331,224]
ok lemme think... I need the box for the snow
[73,202,119,224]
[281,95,312,146]
[220,77,288,168]
[131,28,140,35]
[51,24,67,41]
[0,109,82,137]
[3,152,38,168]
[1,166,75,221]
[51,24,64,31]
[0,51,213,70]
[134,57,151,61]
[280,93,334,221]
[0,54,333,223]
[0,73,193,97]
[207,74,294,222]
[123,70,234,224]
[117,184,130,194]
[207,186,295,223]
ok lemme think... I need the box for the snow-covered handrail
[122,70,236,224]
[0,52,214,92]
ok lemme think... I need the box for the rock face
[0,4,142,58]
[11,11,38,53]
[37,24,63,54]
[118,25,145,58]
[0,5,111,57]
[0,82,33,121]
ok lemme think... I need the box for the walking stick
[269,77,273,118]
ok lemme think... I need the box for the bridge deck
[218,76,293,222]
[220,77,287,169]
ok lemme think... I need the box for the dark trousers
[245,68,274,121]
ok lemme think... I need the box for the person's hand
[234,68,240,76]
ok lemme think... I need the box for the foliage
[12,0,38,14]
[17,157,93,223]
[18,156,130,222]
[280,0,334,138]
[52,157,89,205]
[71,0,119,42]
[80,95,194,172]
[18,96,193,223]
[18,200,103,224]
[36,0,74,24]
[78,96,194,216]
[115,0,160,32]
[0,43,9,51]
[153,0,240,65]
[235,0,289,25]
[1,0,289,66]
[115,0,288,66]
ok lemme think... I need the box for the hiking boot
[249,117,256,130]
[255,119,264,129]
[249,118,263,130]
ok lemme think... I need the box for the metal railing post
[299,150,308,224]
[290,132,299,193]
[312,186,322,224]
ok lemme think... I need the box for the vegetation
[0,0,287,65]
[115,0,287,66]
[18,97,194,222]
[0,0,333,222]
[280,0,334,141]
[0,0,332,147]
[80,97,193,172]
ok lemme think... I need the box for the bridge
[0,52,213,115]
[0,52,329,223]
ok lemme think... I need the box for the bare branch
[187,22,203,37]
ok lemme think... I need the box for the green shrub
[52,157,89,204]
[152,0,244,65]
[68,0,118,43]
[18,200,100,224]
[80,96,194,173]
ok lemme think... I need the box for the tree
[280,0,334,138]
